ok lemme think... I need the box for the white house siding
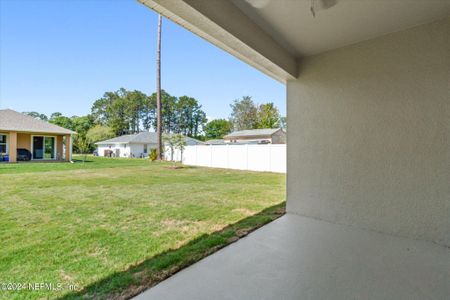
[287,18,450,246]
[133,143,156,158]
[97,144,127,157]
[129,144,145,158]
[271,130,286,144]
[97,143,155,158]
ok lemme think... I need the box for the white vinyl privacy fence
[168,144,286,173]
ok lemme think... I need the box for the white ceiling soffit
[232,0,450,57]
[138,0,298,83]
[138,0,450,82]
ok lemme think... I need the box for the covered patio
[136,0,450,299]
[135,214,449,300]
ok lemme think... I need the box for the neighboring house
[223,128,286,144]
[0,109,75,163]
[95,131,203,158]
[96,132,156,158]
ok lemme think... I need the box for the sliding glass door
[32,137,43,159]
[33,136,55,160]
[44,137,55,159]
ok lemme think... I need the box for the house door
[33,136,55,160]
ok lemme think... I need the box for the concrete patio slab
[134,214,450,300]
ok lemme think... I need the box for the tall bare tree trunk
[156,14,163,160]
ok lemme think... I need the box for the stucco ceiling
[231,0,450,57]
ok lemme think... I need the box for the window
[0,134,7,154]
[144,144,148,154]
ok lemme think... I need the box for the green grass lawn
[0,156,285,299]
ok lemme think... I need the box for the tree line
[91,88,207,137]
[24,89,285,153]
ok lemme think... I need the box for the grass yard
[0,156,285,299]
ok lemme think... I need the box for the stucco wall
[56,135,64,160]
[17,133,31,150]
[287,17,450,246]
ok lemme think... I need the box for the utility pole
[156,14,162,160]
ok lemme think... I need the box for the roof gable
[95,132,157,144]
[0,109,75,134]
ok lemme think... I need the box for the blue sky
[0,0,285,120]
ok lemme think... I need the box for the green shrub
[149,149,157,161]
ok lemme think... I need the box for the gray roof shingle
[96,132,157,144]
[0,109,75,134]
[96,132,204,146]
[205,139,227,145]
[224,128,282,139]
[184,136,205,146]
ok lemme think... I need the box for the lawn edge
[59,202,286,300]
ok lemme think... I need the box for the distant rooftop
[0,109,75,134]
[96,132,157,144]
[96,132,204,146]
[205,139,226,145]
[224,128,283,139]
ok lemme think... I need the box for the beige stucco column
[56,135,64,160]
[8,132,17,163]
[65,134,72,162]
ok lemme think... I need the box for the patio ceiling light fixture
[310,0,338,17]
